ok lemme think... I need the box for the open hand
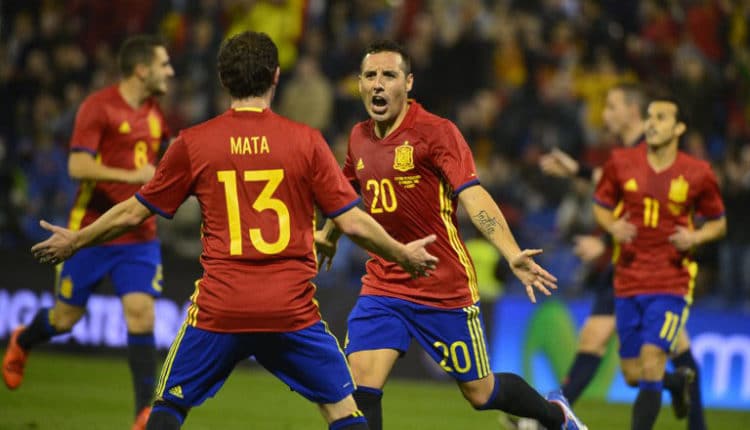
[400,234,439,278]
[509,249,558,303]
[30,220,77,265]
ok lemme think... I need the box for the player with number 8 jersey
[71,84,170,243]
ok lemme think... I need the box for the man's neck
[620,121,645,147]
[118,79,148,109]
[374,102,410,139]
[646,140,678,172]
[230,88,274,111]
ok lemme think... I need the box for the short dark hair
[118,35,165,76]
[611,82,648,118]
[218,31,279,99]
[362,40,411,76]
[651,97,684,124]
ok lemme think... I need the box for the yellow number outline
[217,169,290,255]
[643,197,659,228]
[433,340,472,374]
[659,311,680,341]
[365,178,398,214]
[134,140,149,168]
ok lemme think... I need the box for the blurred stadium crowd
[1,0,749,308]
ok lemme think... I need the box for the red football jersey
[68,85,170,244]
[343,101,480,308]
[137,108,359,332]
[594,144,725,299]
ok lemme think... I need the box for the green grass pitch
[0,351,747,429]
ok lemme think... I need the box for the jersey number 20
[217,169,290,255]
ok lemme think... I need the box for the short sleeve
[69,97,106,155]
[593,158,620,209]
[695,164,725,219]
[136,135,194,218]
[430,121,479,196]
[342,134,357,185]
[310,131,360,217]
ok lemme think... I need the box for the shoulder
[269,110,321,138]
[412,107,458,145]
[80,86,117,110]
[678,152,715,178]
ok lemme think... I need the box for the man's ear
[273,67,280,85]
[134,63,149,80]
[674,121,686,137]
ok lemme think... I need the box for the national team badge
[393,141,414,172]
[669,175,689,203]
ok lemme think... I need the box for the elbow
[68,164,84,180]
[717,220,728,239]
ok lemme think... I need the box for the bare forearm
[332,207,405,263]
[460,186,521,259]
[69,153,140,183]
[694,217,727,246]
[593,204,616,234]
[72,197,152,250]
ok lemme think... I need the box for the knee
[123,302,155,332]
[623,374,639,387]
[460,377,495,409]
[50,307,83,332]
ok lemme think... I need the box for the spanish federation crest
[393,141,414,172]
[668,175,689,203]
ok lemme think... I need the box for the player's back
[172,107,358,331]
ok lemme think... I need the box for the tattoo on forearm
[474,210,502,236]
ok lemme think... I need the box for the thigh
[345,295,411,355]
[110,241,163,299]
[56,247,112,306]
[156,324,245,408]
[254,321,355,404]
[411,302,491,382]
[615,297,643,359]
[641,295,688,353]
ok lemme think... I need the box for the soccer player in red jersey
[538,84,706,430]
[30,31,439,430]
[3,35,173,429]
[593,98,726,429]
[316,40,586,430]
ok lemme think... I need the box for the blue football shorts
[56,241,163,306]
[345,295,492,382]
[156,321,356,407]
[615,294,689,359]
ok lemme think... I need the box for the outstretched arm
[31,196,153,264]
[458,185,557,303]
[331,206,438,278]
